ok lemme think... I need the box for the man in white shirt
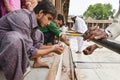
[71,16,88,53]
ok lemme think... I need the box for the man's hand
[25,0,38,11]
[60,35,70,46]
[83,44,98,55]
[83,26,108,41]
[53,44,64,55]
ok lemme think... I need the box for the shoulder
[6,9,30,18]
[48,21,57,27]
[6,9,33,26]
[7,9,35,21]
[76,17,85,22]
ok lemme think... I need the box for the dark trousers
[43,31,55,45]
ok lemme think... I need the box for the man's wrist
[105,30,112,38]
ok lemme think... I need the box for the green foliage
[83,3,115,20]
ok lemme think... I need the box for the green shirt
[39,21,61,37]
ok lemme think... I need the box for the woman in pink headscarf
[0,0,21,17]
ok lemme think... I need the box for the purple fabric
[0,0,6,17]
[0,9,44,80]
[0,32,29,80]
[34,30,44,49]
[0,9,39,55]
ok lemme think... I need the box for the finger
[86,28,104,40]
[83,30,100,41]
[94,34,107,39]
[94,31,107,39]
[83,31,92,40]
[83,27,99,40]
[83,50,90,55]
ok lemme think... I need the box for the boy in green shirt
[39,20,69,45]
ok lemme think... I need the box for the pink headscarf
[0,0,21,17]
[0,1,6,17]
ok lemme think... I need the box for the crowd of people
[0,0,68,80]
[1,0,118,80]
[0,0,120,80]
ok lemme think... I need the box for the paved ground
[24,54,56,80]
[0,53,56,80]
[1,36,120,80]
[69,36,120,80]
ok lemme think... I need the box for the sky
[69,0,119,16]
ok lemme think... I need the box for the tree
[83,3,115,20]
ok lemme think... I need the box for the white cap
[71,15,76,18]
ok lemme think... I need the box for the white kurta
[72,16,88,52]
[72,16,88,33]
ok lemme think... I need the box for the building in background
[85,17,113,29]
[50,0,114,29]
[67,16,113,29]
[50,0,70,24]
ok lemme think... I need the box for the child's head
[54,14,64,27]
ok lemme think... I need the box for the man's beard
[37,20,41,27]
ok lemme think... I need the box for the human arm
[105,23,120,39]
[83,26,108,55]
[83,26,108,41]
[7,10,64,58]
[32,44,64,58]
[48,21,70,45]
[83,22,120,55]
[33,30,44,49]
[83,21,120,41]
[60,34,70,46]
[48,21,61,37]
[25,0,38,11]
[7,10,40,56]
[83,44,99,55]
[3,0,12,13]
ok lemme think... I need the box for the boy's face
[54,18,63,27]
[37,12,53,27]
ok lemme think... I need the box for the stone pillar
[49,0,56,6]
[55,0,62,13]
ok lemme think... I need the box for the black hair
[34,0,56,19]
[71,16,76,23]
[57,14,64,25]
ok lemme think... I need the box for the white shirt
[72,16,88,33]
[105,20,120,39]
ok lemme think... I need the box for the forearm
[60,34,69,46]
[105,23,120,39]
[60,34,66,41]
[32,47,55,58]
[4,0,12,12]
